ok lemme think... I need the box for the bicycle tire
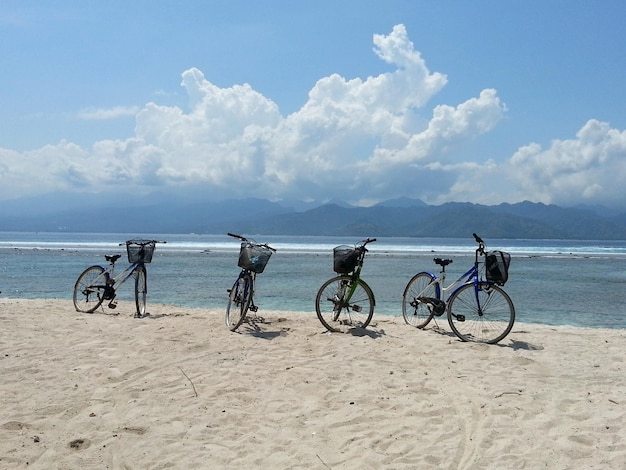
[447,282,515,344]
[315,275,374,333]
[134,265,147,317]
[226,274,252,331]
[402,272,439,328]
[73,265,106,313]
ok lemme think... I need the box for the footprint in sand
[68,438,91,450]
[1,421,29,431]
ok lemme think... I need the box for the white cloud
[508,119,626,206]
[1,24,625,209]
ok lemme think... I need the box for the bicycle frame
[87,260,143,305]
[427,263,479,302]
[106,261,143,290]
[342,255,366,304]
[415,235,491,320]
[235,268,257,311]
[341,239,377,306]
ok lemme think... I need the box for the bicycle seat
[105,254,122,263]
[433,258,453,267]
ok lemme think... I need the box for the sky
[1,0,626,210]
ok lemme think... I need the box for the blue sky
[1,0,626,209]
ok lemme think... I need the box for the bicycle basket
[485,250,511,285]
[333,245,360,274]
[238,242,273,273]
[126,240,156,264]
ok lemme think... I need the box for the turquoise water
[1,232,626,329]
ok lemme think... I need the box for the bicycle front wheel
[315,276,374,333]
[73,265,106,313]
[226,274,252,331]
[447,282,515,344]
[135,265,147,317]
[402,272,439,328]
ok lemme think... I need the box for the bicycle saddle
[433,257,453,267]
[105,254,122,263]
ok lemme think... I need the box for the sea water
[1,232,625,329]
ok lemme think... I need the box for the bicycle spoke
[402,272,438,328]
[448,283,515,344]
[316,276,374,333]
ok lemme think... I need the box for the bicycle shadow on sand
[317,326,386,339]
[237,315,291,340]
[426,325,544,351]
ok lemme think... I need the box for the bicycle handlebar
[227,233,277,252]
[473,233,486,255]
[118,239,166,246]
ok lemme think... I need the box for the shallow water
[1,232,625,329]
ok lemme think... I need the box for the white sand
[0,299,624,469]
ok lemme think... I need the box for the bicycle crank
[417,297,446,316]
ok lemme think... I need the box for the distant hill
[1,193,625,239]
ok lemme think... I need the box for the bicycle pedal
[249,305,258,312]
[108,302,117,309]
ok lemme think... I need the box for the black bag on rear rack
[485,250,511,285]
[333,245,360,274]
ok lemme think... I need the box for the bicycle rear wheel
[226,274,252,331]
[315,276,374,333]
[73,265,106,313]
[402,272,439,328]
[447,282,515,344]
[134,265,147,317]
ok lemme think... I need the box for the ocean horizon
[1,231,626,329]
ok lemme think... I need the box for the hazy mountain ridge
[1,194,625,240]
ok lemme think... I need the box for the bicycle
[315,238,377,333]
[73,239,166,318]
[402,233,515,344]
[226,233,277,332]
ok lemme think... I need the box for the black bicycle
[225,233,277,331]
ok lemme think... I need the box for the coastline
[1,299,624,468]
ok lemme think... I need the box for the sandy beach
[1,298,624,469]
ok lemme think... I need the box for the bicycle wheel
[315,276,374,333]
[226,274,252,331]
[73,265,106,313]
[447,282,515,344]
[135,265,147,317]
[402,272,440,328]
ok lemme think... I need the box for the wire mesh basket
[126,240,156,264]
[333,245,360,274]
[485,250,511,285]
[238,242,273,273]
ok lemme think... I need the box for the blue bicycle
[402,233,515,344]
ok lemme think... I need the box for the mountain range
[1,193,626,240]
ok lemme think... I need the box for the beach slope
[1,299,624,469]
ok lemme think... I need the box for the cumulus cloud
[1,24,624,209]
[508,119,626,206]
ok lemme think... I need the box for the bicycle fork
[228,275,258,313]
[329,278,362,321]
